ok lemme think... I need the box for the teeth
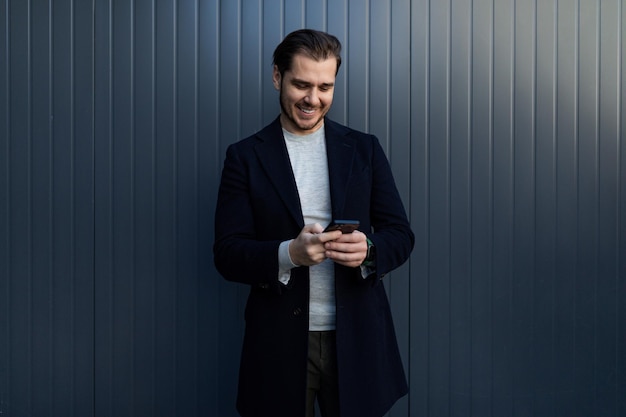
[299,107,314,114]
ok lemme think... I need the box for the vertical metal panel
[347,0,369,131]
[93,0,114,413]
[491,1,515,415]
[7,1,33,415]
[408,0,431,415]
[597,2,622,416]
[241,0,263,134]
[326,0,348,121]
[428,1,452,415]
[30,1,53,415]
[0,0,7,406]
[555,2,578,415]
[133,0,156,414]
[388,0,412,415]
[152,0,177,412]
[470,0,494,415]
[449,1,472,415]
[198,0,220,415]
[217,1,244,415]
[305,0,325,29]
[2,0,95,416]
[534,1,557,415]
[512,2,535,415]
[261,0,283,124]
[176,2,200,414]
[71,0,96,412]
[93,0,216,415]
[369,0,390,146]
[284,0,304,34]
[109,0,135,414]
[576,5,600,414]
[2,1,624,416]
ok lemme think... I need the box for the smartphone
[323,219,360,234]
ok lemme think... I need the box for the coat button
[293,307,303,316]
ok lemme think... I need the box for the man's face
[272,53,337,135]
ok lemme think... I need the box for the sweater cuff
[278,239,298,284]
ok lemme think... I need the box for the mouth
[297,105,316,116]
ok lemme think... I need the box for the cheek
[282,90,302,106]
[321,92,334,106]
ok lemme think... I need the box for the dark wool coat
[213,117,414,417]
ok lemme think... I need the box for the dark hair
[273,29,342,76]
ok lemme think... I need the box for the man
[214,29,414,417]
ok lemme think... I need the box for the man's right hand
[288,223,342,266]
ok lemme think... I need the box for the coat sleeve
[213,142,287,288]
[365,135,414,279]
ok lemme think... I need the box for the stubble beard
[279,87,325,134]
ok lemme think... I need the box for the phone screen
[324,220,359,234]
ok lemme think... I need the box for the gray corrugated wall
[1,0,624,416]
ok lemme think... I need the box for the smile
[297,105,315,115]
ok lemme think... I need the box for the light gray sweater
[278,127,336,331]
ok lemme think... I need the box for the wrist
[287,239,301,267]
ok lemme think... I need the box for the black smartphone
[323,219,360,234]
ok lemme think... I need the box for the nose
[304,89,319,105]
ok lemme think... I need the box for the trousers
[306,331,340,417]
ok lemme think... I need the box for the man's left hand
[323,230,368,268]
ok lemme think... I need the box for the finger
[317,230,343,243]
[325,240,367,253]
[308,223,325,234]
[334,259,363,268]
[334,230,366,243]
[302,223,324,234]
[325,249,366,265]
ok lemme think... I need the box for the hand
[323,230,368,268]
[289,224,343,266]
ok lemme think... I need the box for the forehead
[284,53,337,82]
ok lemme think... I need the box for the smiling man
[274,52,336,134]
[214,29,414,417]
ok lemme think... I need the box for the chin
[297,116,323,130]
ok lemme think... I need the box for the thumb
[305,223,325,234]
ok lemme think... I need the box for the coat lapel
[324,119,356,218]
[254,118,304,227]
[253,117,356,226]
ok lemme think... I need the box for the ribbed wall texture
[1,0,624,416]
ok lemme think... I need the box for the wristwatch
[362,238,376,267]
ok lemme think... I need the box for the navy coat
[214,117,414,417]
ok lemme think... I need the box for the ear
[272,65,281,90]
